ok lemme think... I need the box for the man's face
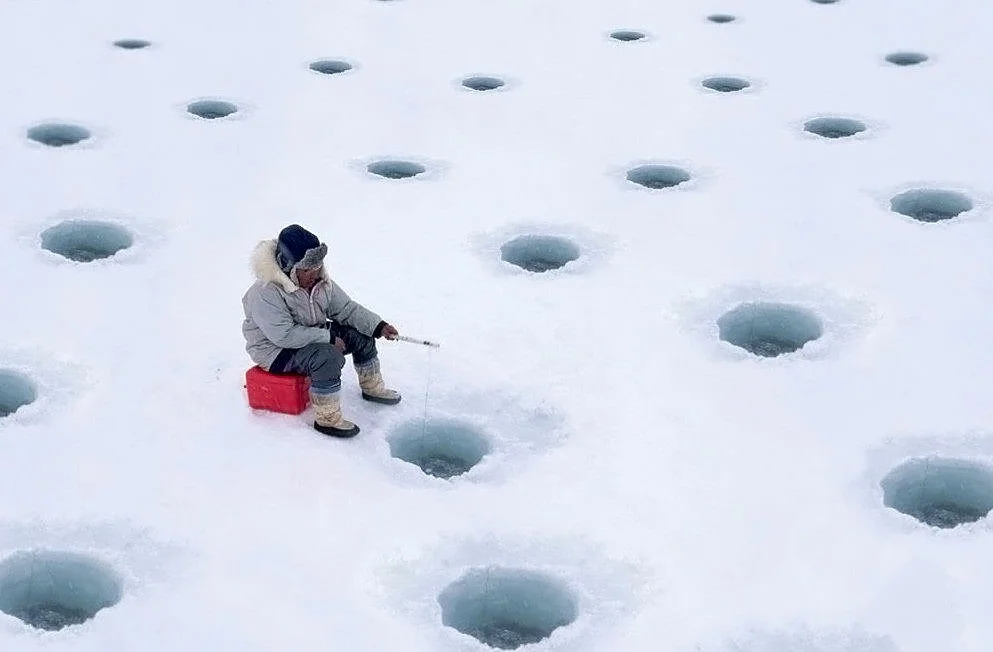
[296,266,322,290]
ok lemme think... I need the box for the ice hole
[626,164,692,190]
[310,59,352,75]
[886,51,928,66]
[882,457,993,528]
[0,550,122,631]
[610,30,645,41]
[367,160,426,179]
[500,235,580,273]
[718,302,823,357]
[113,39,150,49]
[0,370,36,419]
[702,76,750,92]
[187,100,238,119]
[438,567,578,649]
[707,14,737,23]
[890,189,973,223]
[810,0,839,4]
[41,220,133,262]
[462,76,505,91]
[27,123,90,147]
[804,117,867,139]
[388,419,490,479]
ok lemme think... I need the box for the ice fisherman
[241,224,401,438]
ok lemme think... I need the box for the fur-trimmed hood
[251,239,330,293]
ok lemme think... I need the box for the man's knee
[305,342,345,373]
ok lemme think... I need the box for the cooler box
[245,366,311,415]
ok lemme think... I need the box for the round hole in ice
[803,116,867,139]
[882,457,993,529]
[610,30,646,42]
[187,100,238,119]
[0,370,36,419]
[707,14,737,23]
[717,302,823,357]
[462,76,506,91]
[26,123,91,147]
[113,39,150,49]
[388,419,490,479]
[0,550,122,631]
[626,164,692,190]
[438,567,578,650]
[500,235,580,273]
[702,76,750,92]
[890,189,973,223]
[367,160,426,179]
[41,220,133,263]
[886,51,928,66]
[810,0,840,4]
[310,59,352,75]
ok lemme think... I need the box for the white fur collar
[250,239,330,293]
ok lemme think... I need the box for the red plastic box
[245,366,311,415]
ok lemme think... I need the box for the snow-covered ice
[1,0,992,649]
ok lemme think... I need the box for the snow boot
[355,358,401,405]
[310,391,360,438]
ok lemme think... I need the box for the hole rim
[308,58,355,75]
[881,456,993,529]
[112,38,152,50]
[25,122,92,148]
[437,566,579,649]
[889,188,974,223]
[0,369,37,420]
[39,219,135,263]
[0,549,123,631]
[717,301,824,358]
[185,99,240,120]
[802,115,869,140]
[608,29,648,42]
[388,418,492,479]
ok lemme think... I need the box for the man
[242,224,401,438]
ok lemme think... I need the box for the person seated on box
[242,224,401,438]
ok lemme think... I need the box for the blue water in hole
[187,100,238,119]
[367,160,426,179]
[882,457,993,528]
[27,123,90,147]
[438,567,577,649]
[890,189,972,222]
[500,235,580,273]
[804,117,866,139]
[41,220,133,262]
[0,551,122,631]
[0,370,36,418]
[626,164,691,189]
[718,302,823,357]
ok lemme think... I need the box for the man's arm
[324,282,385,337]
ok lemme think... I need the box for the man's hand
[334,336,346,353]
[380,323,399,340]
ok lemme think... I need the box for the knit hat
[275,224,327,274]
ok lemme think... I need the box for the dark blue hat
[276,224,327,274]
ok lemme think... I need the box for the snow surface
[1,0,993,649]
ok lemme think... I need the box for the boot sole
[362,392,401,405]
[314,421,360,438]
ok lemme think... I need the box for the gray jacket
[241,239,384,370]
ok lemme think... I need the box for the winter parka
[241,239,384,370]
